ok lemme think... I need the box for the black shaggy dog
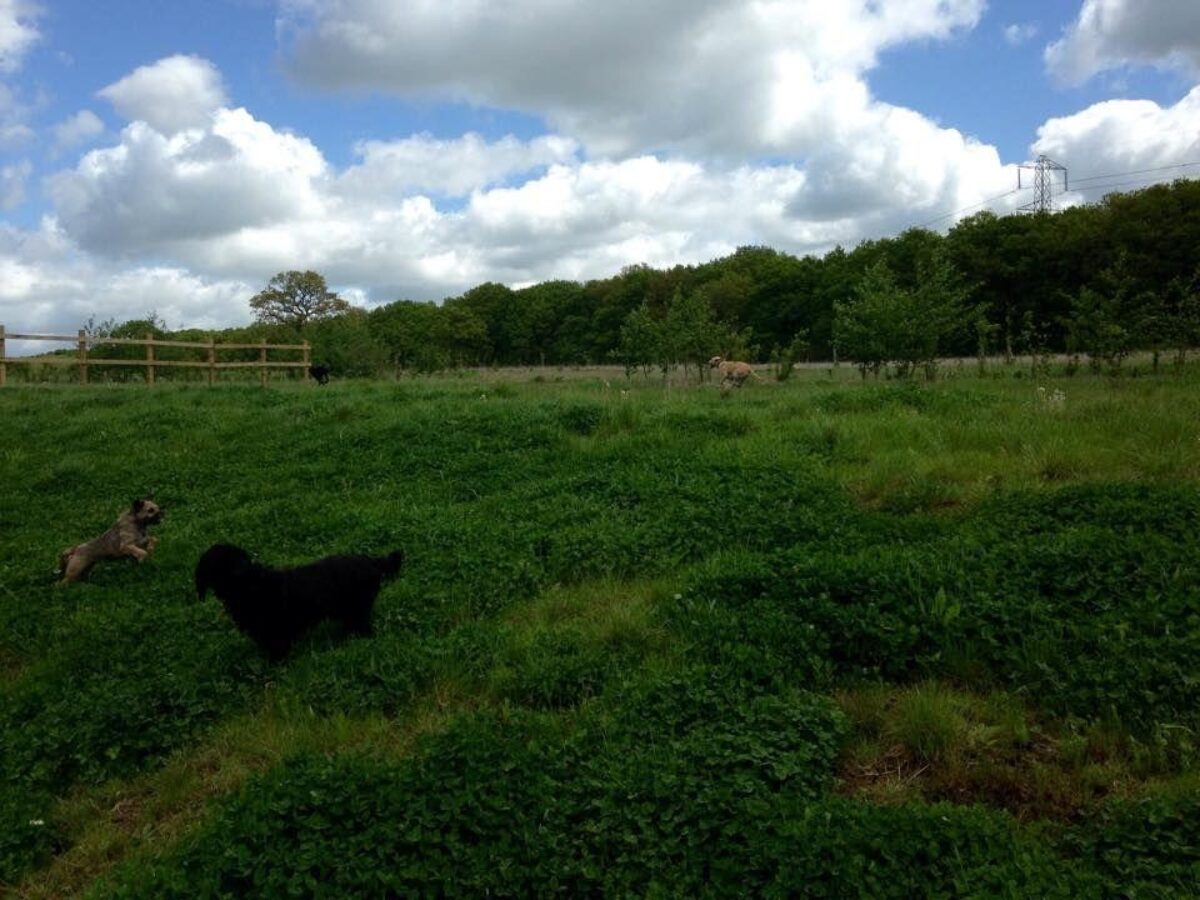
[195,543,404,660]
[309,364,331,385]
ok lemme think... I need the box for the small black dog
[309,364,331,385]
[195,543,404,660]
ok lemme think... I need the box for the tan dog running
[708,356,761,390]
[58,497,164,584]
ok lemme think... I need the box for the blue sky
[874,1,1193,166]
[0,0,1198,336]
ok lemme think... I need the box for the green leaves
[834,253,973,379]
[248,270,350,329]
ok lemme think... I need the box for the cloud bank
[2,2,1199,339]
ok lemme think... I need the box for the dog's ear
[132,498,145,512]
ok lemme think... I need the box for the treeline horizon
[45,178,1200,378]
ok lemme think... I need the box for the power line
[913,158,1200,232]
[1068,160,1200,186]
[906,158,1200,236]
[1068,174,1194,196]
[915,188,1022,229]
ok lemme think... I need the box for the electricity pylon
[1018,155,1068,213]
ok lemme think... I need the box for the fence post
[259,340,268,388]
[78,329,88,385]
[302,340,311,384]
[146,332,155,386]
[0,324,6,387]
[207,338,215,386]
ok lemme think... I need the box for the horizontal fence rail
[0,326,311,387]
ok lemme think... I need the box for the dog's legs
[122,545,149,563]
[342,606,374,638]
[60,550,92,584]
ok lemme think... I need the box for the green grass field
[2,367,1199,897]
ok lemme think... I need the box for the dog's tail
[375,549,406,580]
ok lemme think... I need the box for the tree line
[81,178,1200,379]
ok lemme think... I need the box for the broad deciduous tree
[249,271,350,328]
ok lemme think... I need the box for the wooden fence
[0,325,311,387]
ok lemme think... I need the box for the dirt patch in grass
[835,683,1177,822]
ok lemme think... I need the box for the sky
[1,0,1199,341]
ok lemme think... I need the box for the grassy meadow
[2,364,1199,896]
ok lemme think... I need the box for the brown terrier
[708,356,761,390]
[58,497,164,584]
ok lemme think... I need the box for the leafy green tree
[369,300,446,372]
[1065,287,1131,373]
[249,271,349,328]
[458,282,517,364]
[1064,256,1146,373]
[515,281,584,365]
[662,288,729,382]
[834,261,899,378]
[773,330,809,381]
[1131,289,1171,373]
[1169,268,1200,368]
[306,308,388,377]
[973,309,999,374]
[436,302,491,367]
[615,303,660,378]
[835,255,971,379]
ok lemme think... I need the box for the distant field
[2,367,1199,896]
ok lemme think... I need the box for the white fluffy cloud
[1046,0,1200,85]
[45,93,1018,308]
[0,56,32,148]
[0,119,30,148]
[31,13,1036,335]
[1004,23,1038,46]
[0,218,255,351]
[1034,86,1200,180]
[97,55,229,134]
[279,0,985,157]
[337,132,580,199]
[50,107,329,256]
[17,4,1195,340]
[0,0,38,73]
[0,157,28,208]
[52,109,104,153]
